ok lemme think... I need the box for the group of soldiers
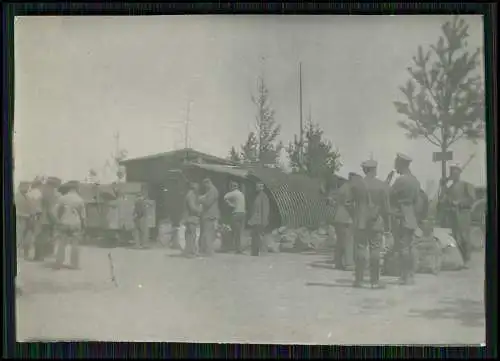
[329,152,477,289]
[15,177,87,292]
[182,178,270,258]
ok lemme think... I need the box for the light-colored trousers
[55,226,82,268]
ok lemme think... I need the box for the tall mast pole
[299,62,303,167]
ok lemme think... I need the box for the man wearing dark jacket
[248,182,270,256]
[133,192,150,249]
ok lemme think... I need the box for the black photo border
[2,1,497,359]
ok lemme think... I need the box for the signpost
[432,151,453,163]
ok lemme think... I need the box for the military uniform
[390,153,421,284]
[446,163,476,267]
[37,177,62,260]
[133,195,150,248]
[351,160,391,287]
[54,181,86,269]
[25,180,44,260]
[199,180,220,256]
[331,181,355,270]
[183,188,201,257]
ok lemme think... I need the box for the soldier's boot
[398,250,413,285]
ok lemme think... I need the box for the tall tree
[287,120,342,179]
[228,146,242,163]
[394,15,485,186]
[229,76,283,166]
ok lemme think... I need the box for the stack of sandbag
[157,220,173,247]
[414,222,442,275]
[433,227,464,270]
[294,227,316,252]
[470,226,485,251]
[278,228,298,252]
[309,228,330,250]
[266,230,281,253]
[414,236,442,275]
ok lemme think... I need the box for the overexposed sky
[14,15,486,187]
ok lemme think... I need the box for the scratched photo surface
[14,15,486,344]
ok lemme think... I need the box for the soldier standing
[198,178,220,256]
[54,181,86,270]
[15,182,33,259]
[445,163,476,269]
[38,176,62,260]
[329,174,355,271]
[390,153,421,285]
[351,160,391,288]
[248,182,270,257]
[133,191,150,249]
[183,181,202,258]
[26,177,44,261]
[223,181,246,254]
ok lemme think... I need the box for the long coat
[390,172,421,231]
[351,175,391,232]
[331,182,353,225]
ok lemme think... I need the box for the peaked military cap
[449,162,462,170]
[361,159,378,168]
[396,152,412,163]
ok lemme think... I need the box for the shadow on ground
[408,298,485,328]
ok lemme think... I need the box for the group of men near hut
[15,152,477,294]
[183,178,270,258]
[329,152,477,289]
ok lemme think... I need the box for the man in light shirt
[224,181,246,254]
[54,181,86,270]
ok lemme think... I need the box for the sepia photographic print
[13,15,487,345]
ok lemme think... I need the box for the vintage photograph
[14,15,486,344]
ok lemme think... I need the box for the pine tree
[287,120,342,179]
[394,15,485,184]
[229,76,283,167]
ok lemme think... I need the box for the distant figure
[224,181,246,254]
[54,181,86,270]
[351,160,391,289]
[198,178,220,256]
[15,182,33,259]
[329,173,355,271]
[183,182,202,257]
[39,176,62,260]
[25,177,44,261]
[390,153,421,285]
[15,182,33,293]
[248,182,270,257]
[133,191,150,249]
[445,163,476,269]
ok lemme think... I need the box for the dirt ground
[16,243,485,345]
